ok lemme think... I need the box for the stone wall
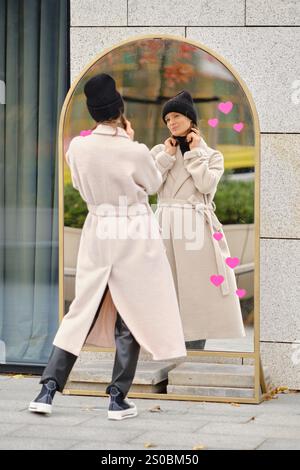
[69,0,300,389]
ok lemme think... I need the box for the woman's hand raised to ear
[186,127,201,149]
[164,136,177,156]
[124,119,135,140]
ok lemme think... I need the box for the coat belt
[157,198,230,296]
[87,202,151,217]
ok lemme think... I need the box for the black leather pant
[40,284,141,398]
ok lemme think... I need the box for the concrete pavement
[0,374,299,450]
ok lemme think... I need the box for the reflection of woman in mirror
[28,74,187,420]
[151,91,246,349]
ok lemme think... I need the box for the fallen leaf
[264,386,290,400]
[244,416,256,423]
[144,442,157,448]
[192,444,206,450]
[264,392,278,401]
[149,405,162,413]
[276,386,290,394]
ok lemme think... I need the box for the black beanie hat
[83,73,124,122]
[162,90,198,124]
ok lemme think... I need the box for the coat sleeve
[183,139,224,195]
[65,139,80,190]
[150,144,176,186]
[134,143,164,196]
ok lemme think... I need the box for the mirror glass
[63,37,257,400]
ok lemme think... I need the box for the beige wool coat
[54,123,187,360]
[150,137,246,340]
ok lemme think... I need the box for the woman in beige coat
[28,74,186,420]
[151,90,246,349]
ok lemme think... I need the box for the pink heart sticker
[213,232,223,241]
[218,101,233,114]
[80,129,92,136]
[210,275,224,287]
[233,122,244,132]
[225,257,240,269]
[208,118,219,128]
[236,288,246,298]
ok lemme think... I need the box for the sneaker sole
[107,408,138,421]
[28,402,52,414]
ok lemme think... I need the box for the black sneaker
[28,380,57,414]
[107,386,138,420]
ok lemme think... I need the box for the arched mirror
[59,34,262,403]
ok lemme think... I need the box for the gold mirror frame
[59,33,264,404]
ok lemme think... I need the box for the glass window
[0,0,69,365]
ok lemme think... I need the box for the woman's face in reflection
[165,112,192,137]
